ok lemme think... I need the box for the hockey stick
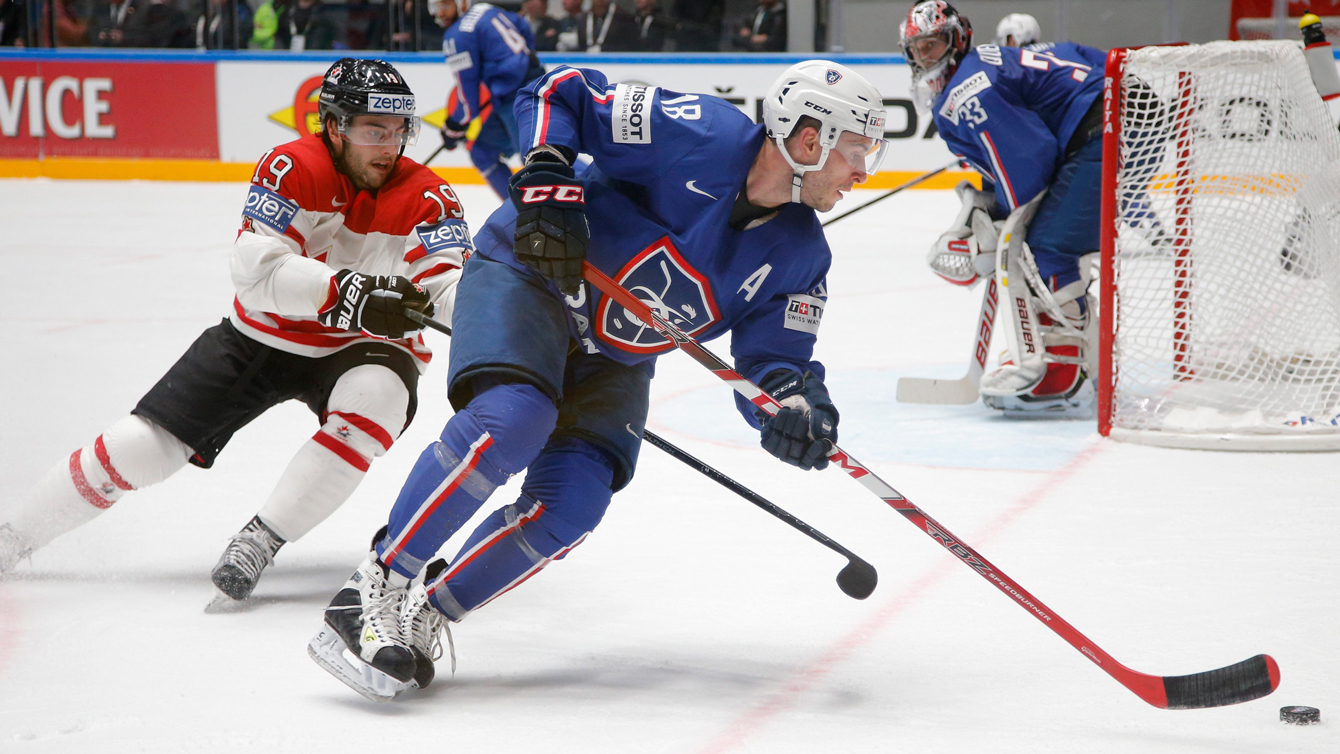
[640,428,877,600]
[405,310,875,598]
[895,275,998,404]
[821,160,960,228]
[582,259,1280,709]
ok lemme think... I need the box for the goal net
[1100,40,1340,450]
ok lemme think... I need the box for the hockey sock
[426,438,615,621]
[475,153,512,200]
[378,381,558,579]
[6,415,189,554]
[258,365,408,542]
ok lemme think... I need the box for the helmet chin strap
[773,135,832,204]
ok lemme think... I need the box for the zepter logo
[268,74,449,137]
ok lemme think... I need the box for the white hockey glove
[926,180,1002,286]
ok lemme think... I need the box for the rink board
[0,49,969,188]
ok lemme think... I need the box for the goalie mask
[900,0,972,110]
[761,60,890,203]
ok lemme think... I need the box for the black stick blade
[836,559,878,600]
[1162,654,1280,709]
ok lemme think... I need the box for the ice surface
[0,180,1336,753]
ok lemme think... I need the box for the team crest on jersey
[596,238,721,354]
[416,218,474,256]
[826,69,842,85]
[242,185,299,233]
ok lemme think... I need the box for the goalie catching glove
[756,370,839,471]
[927,180,1001,286]
[509,150,589,296]
[319,270,434,340]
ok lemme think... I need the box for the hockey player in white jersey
[0,59,470,602]
[994,12,1039,47]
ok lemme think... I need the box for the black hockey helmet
[318,57,417,127]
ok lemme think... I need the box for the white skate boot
[402,558,454,690]
[309,533,416,701]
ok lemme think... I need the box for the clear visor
[831,133,890,177]
[906,33,951,71]
[338,116,422,147]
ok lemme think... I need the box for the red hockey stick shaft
[582,260,1279,709]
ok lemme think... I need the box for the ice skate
[403,558,454,689]
[210,516,285,601]
[0,524,35,576]
[980,351,1096,417]
[313,546,417,695]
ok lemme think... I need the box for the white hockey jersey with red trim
[230,134,470,372]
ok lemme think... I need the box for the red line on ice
[692,440,1106,754]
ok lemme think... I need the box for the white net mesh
[1108,41,1340,447]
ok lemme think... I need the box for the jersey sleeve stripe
[532,68,586,150]
[412,262,460,284]
[977,130,1018,210]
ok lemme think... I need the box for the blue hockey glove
[756,370,839,471]
[509,161,589,296]
[440,118,467,151]
[318,270,433,340]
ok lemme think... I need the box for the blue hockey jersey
[932,42,1106,213]
[472,65,832,428]
[444,3,538,122]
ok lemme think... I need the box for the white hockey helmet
[994,12,1040,47]
[762,60,889,202]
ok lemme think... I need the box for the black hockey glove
[318,269,434,340]
[440,118,467,151]
[509,161,589,296]
[756,370,839,471]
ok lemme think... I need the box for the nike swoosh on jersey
[685,181,718,200]
[332,197,347,207]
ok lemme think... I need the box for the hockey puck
[1280,706,1321,725]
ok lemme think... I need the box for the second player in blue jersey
[314,60,892,697]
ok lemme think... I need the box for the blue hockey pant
[1026,136,1103,295]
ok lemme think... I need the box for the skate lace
[406,589,457,675]
[366,586,411,648]
[221,530,277,582]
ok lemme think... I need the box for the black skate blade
[307,624,412,702]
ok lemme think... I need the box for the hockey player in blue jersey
[308,60,890,700]
[902,0,1106,416]
[437,0,545,199]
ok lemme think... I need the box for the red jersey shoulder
[250,134,351,212]
[349,158,467,236]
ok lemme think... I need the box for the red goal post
[1099,41,1340,451]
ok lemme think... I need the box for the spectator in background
[732,0,784,51]
[387,0,442,49]
[672,0,720,51]
[632,0,672,51]
[90,0,191,47]
[575,0,637,51]
[197,0,254,48]
[994,12,1039,47]
[1,0,25,45]
[554,0,581,51]
[252,0,278,47]
[520,0,559,51]
[275,0,344,49]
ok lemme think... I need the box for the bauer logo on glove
[319,269,434,340]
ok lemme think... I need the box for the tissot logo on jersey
[784,294,824,334]
[612,84,655,145]
[242,185,299,233]
[417,218,475,255]
[596,238,720,353]
[940,71,992,123]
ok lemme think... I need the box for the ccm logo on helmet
[519,185,585,203]
[804,100,833,115]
